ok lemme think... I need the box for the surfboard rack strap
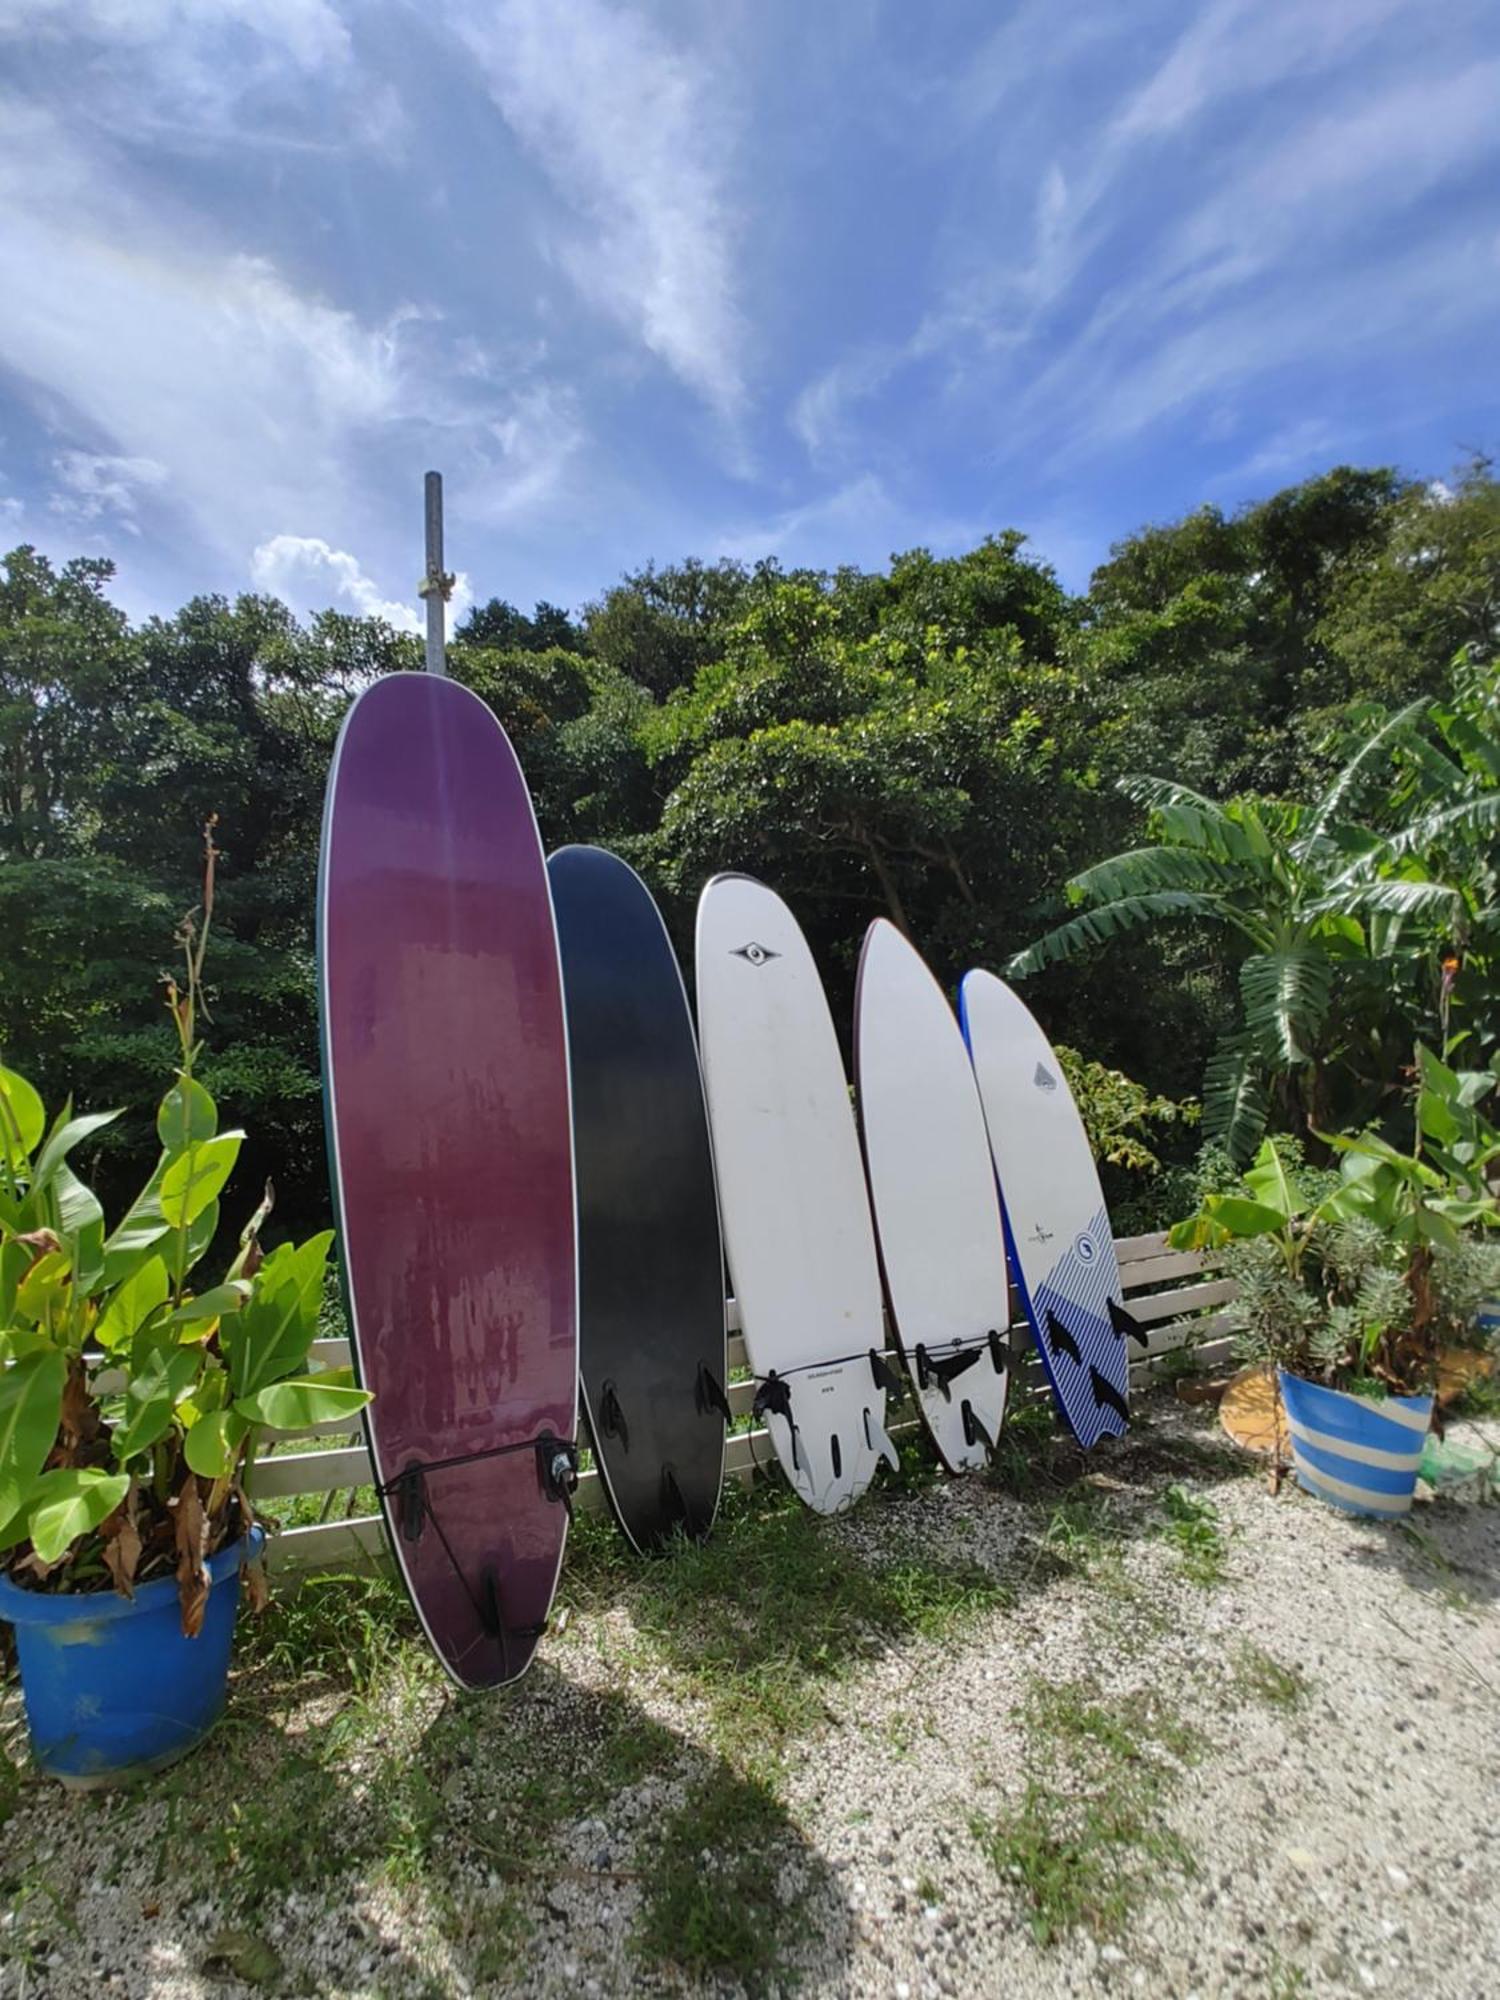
[868,1350,905,1402]
[695,1364,733,1425]
[598,1381,629,1452]
[1107,1297,1151,1350]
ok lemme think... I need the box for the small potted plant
[1169,1047,1500,1519]
[0,830,369,1786]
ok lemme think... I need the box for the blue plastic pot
[0,1524,264,1789]
[1278,1371,1432,1520]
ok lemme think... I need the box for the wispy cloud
[48,450,167,531]
[250,532,472,631]
[453,0,746,421]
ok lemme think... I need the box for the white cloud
[250,533,474,632]
[0,0,350,69]
[713,473,980,574]
[49,450,167,530]
[453,0,745,419]
[0,494,22,530]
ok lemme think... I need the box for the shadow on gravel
[0,1584,855,1999]
[1347,1502,1500,1611]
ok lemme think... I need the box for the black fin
[660,1462,689,1527]
[961,1399,994,1453]
[1089,1366,1129,1424]
[394,1462,426,1543]
[1045,1310,1082,1367]
[753,1372,801,1471]
[1107,1297,1151,1350]
[537,1435,580,1517]
[598,1380,629,1452]
[926,1345,984,1388]
[869,1349,906,1401]
[987,1328,1008,1376]
[696,1363,733,1424]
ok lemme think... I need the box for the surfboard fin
[393,1462,427,1544]
[916,1343,984,1396]
[1089,1366,1130,1425]
[598,1381,629,1453]
[869,1349,906,1402]
[987,1328,1009,1376]
[1107,1298,1151,1350]
[863,1407,901,1472]
[961,1399,994,1454]
[753,1373,802,1472]
[1045,1310,1083,1367]
[696,1363,733,1425]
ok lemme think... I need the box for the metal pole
[422,470,449,676]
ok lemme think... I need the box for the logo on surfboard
[1028,1223,1054,1245]
[1034,1063,1058,1092]
[731,941,780,966]
[1075,1232,1097,1264]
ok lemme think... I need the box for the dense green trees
[2,460,1495,1234]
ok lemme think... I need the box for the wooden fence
[253,1231,1235,1575]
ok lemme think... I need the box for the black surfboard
[547,845,728,1551]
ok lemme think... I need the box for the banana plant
[0,831,368,1633]
[1008,694,1473,1161]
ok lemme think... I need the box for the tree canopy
[3,460,1495,1232]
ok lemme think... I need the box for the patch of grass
[1231,1642,1309,1712]
[633,1764,806,1991]
[1156,1484,1227,1586]
[1154,1342,1203,1386]
[1033,1491,1126,1580]
[577,1480,1007,1756]
[986,1397,1068,1495]
[236,1568,420,1696]
[0,1867,78,1979]
[1266,1948,1311,1998]
[972,1678,1202,1946]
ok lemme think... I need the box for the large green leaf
[1199,1196,1290,1240]
[112,1343,200,1461]
[225,1232,334,1399]
[53,1162,106,1298]
[95,1254,171,1354]
[183,1409,249,1480]
[166,1198,220,1288]
[0,1348,66,1538]
[0,1067,44,1165]
[156,1076,217,1155]
[169,1281,252,1328]
[29,1107,121,1200]
[159,1133,243,1230]
[1201,1039,1268,1166]
[101,1157,171,1289]
[1238,948,1332,1066]
[25,1467,130,1565]
[1243,1137,1300,1218]
[234,1372,370,1431]
[1068,846,1246,905]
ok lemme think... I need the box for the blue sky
[0,0,1496,631]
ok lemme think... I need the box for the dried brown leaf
[243,1557,269,1615]
[101,1486,143,1600]
[174,1476,210,1638]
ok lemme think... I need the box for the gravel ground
[2,1394,1497,2000]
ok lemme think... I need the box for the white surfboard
[960,969,1132,1449]
[855,921,1011,1472]
[695,875,896,1512]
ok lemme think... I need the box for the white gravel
[2,1397,1497,2000]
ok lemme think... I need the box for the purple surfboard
[318,673,576,1690]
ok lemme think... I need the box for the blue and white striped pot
[1277,1370,1433,1520]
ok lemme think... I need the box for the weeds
[1156,1484,1228,1586]
[972,1679,1202,1945]
[1231,1643,1309,1712]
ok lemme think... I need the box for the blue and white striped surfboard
[1278,1372,1432,1518]
[960,969,1131,1450]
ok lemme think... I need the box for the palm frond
[1296,696,1427,860]
[1068,846,1246,904]
[1202,1039,1269,1166]
[1314,877,1465,928]
[1006,891,1222,976]
[1238,947,1334,1065]
[1375,792,1500,865]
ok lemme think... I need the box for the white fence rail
[254,1231,1234,1575]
